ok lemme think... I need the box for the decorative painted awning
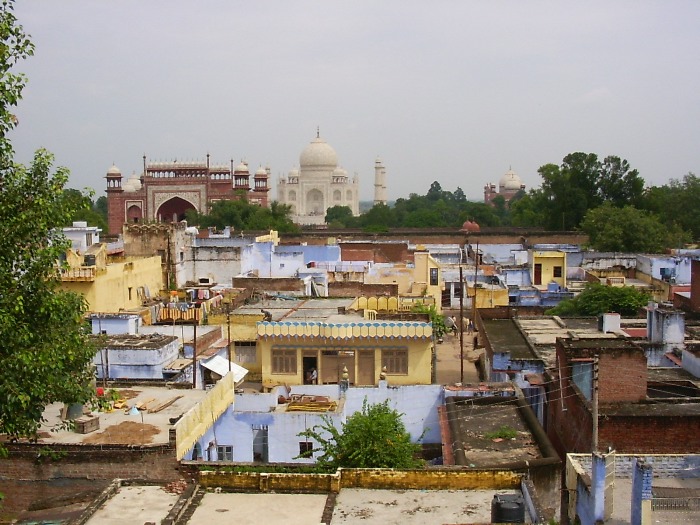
[257,321,433,340]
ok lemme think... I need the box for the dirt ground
[82,420,160,445]
[434,325,482,385]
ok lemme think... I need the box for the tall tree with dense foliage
[640,173,700,240]
[530,152,646,231]
[0,1,96,445]
[298,399,423,470]
[547,283,650,317]
[62,188,108,232]
[580,203,688,253]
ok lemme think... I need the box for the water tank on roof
[491,493,525,523]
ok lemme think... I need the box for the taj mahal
[277,132,387,226]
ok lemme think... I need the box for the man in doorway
[310,367,318,384]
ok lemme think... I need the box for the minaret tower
[373,157,387,206]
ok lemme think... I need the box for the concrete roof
[481,316,620,369]
[97,333,178,350]
[447,397,549,467]
[36,386,207,445]
[183,489,520,525]
[83,485,179,525]
[237,296,357,323]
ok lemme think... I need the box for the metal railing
[652,497,700,511]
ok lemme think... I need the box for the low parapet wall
[194,466,521,493]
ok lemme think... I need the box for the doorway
[303,355,318,384]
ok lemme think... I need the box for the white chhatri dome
[107,164,121,175]
[499,168,522,191]
[123,171,142,192]
[300,136,338,170]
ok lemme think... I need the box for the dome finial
[316,126,320,139]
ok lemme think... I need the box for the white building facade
[277,133,360,225]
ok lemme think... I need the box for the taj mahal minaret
[373,157,387,206]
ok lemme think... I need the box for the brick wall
[599,416,700,454]
[232,277,304,292]
[340,243,412,263]
[328,282,398,297]
[598,351,647,403]
[692,260,700,312]
[0,443,182,520]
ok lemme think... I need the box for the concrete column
[631,458,653,525]
[591,452,606,522]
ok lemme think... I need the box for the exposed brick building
[546,337,700,456]
[106,156,270,235]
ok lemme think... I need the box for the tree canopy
[0,1,96,444]
[186,198,299,233]
[580,203,688,253]
[547,282,650,317]
[298,399,423,470]
[62,188,108,232]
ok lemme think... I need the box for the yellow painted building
[469,284,511,309]
[529,250,567,289]
[257,320,434,389]
[208,312,265,380]
[363,248,444,314]
[60,244,164,312]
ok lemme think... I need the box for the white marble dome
[123,171,142,192]
[499,169,522,191]
[255,166,267,176]
[107,164,121,175]
[234,162,249,173]
[300,136,338,170]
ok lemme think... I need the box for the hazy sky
[10,1,700,202]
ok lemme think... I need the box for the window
[272,349,297,374]
[128,287,133,301]
[430,267,439,286]
[85,233,93,246]
[217,445,233,461]
[382,348,408,374]
[299,441,313,458]
[553,266,562,278]
[235,342,256,364]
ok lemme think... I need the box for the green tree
[325,205,355,228]
[186,198,299,233]
[411,302,447,338]
[640,173,700,241]
[547,282,650,317]
[298,399,423,470]
[534,152,645,231]
[62,188,108,232]
[359,203,395,232]
[0,1,96,445]
[581,203,688,253]
[597,155,645,207]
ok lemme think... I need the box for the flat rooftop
[237,297,358,323]
[35,386,207,445]
[449,398,545,466]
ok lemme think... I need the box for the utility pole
[459,265,464,383]
[592,354,599,452]
[192,318,198,389]
[472,241,479,318]
[226,301,232,373]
